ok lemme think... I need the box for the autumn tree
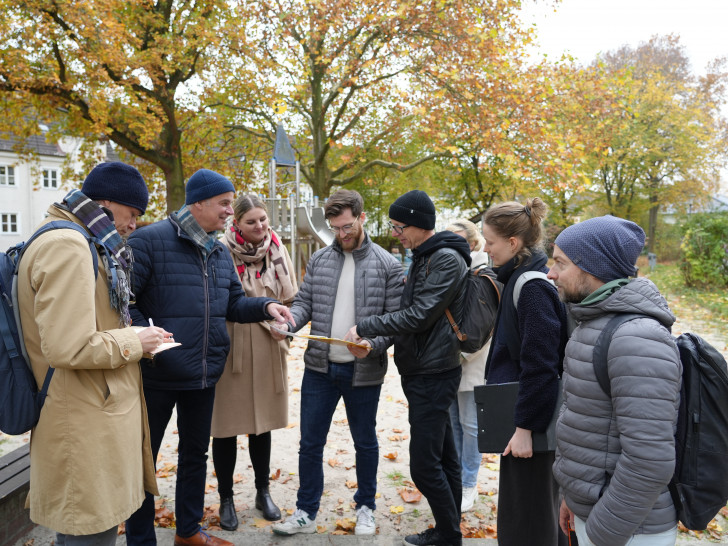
[0,0,252,212]
[586,36,728,250]
[215,0,535,200]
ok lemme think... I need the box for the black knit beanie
[554,215,645,282]
[389,190,436,230]
[81,162,149,214]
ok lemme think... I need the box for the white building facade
[0,134,117,248]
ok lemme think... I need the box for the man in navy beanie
[548,216,681,546]
[348,189,471,546]
[125,169,295,546]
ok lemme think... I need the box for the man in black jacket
[347,190,470,546]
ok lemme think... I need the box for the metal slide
[295,206,334,247]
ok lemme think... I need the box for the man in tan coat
[17,162,172,545]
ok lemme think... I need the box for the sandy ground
[2,318,726,542]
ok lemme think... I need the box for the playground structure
[265,124,332,282]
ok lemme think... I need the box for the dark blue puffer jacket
[128,217,274,390]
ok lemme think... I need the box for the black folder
[474,381,562,454]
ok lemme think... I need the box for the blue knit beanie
[81,162,149,214]
[185,169,235,205]
[389,190,436,230]
[554,215,645,282]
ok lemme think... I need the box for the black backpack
[0,221,99,435]
[445,266,502,353]
[593,313,728,531]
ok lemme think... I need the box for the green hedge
[680,212,728,288]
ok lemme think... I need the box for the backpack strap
[512,271,552,308]
[10,220,101,393]
[592,313,647,396]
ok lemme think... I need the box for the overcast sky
[520,0,728,74]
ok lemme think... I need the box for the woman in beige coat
[211,194,298,530]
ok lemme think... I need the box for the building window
[0,165,15,186]
[42,168,58,189]
[1,213,19,234]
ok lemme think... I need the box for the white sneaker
[272,508,316,535]
[355,505,376,535]
[461,486,478,512]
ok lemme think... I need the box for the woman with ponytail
[482,198,568,546]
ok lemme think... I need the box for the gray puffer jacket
[289,233,404,386]
[553,277,681,546]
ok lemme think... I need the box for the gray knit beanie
[389,190,436,230]
[185,169,235,205]
[554,215,645,282]
[82,162,149,214]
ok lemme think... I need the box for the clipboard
[474,380,562,453]
[271,325,370,349]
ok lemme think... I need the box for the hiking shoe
[403,527,462,546]
[461,486,478,512]
[355,505,376,535]
[272,508,316,536]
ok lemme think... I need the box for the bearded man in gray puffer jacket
[547,216,681,546]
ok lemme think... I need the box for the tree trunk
[165,156,186,214]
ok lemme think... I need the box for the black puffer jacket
[357,231,470,376]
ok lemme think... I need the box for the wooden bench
[0,443,35,545]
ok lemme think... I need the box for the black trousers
[401,367,462,541]
[497,451,569,546]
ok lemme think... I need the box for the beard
[336,223,363,251]
[558,273,596,304]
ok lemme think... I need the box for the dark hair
[233,194,267,222]
[324,189,363,220]
[483,197,548,264]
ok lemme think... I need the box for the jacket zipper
[200,249,210,389]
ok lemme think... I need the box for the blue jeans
[449,390,482,488]
[296,363,381,518]
[125,387,216,545]
[574,517,678,545]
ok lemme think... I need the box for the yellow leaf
[390,505,405,514]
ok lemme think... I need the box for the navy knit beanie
[81,162,149,215]
[555,215,645,282]
[185,169,235,205]
[389,190,436,230]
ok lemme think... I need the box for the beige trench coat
[17,207,157,535]
[211,242,297,437]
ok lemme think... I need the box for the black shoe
[255,487,282,521]
[219,496,238,531]
[403,527,462,546]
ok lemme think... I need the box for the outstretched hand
[270,322,289,341]
[266,302,295,326]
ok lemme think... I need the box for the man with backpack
[548,215,681,546]
[347,189,470,546]
[15,162,172,545]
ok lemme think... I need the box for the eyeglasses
[328,218,358,235]
[388,222,410,235]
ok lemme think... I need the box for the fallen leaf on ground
[345,480,358,489]
[270,468,281,480]
[399,488,422,503]
[390,505,405,514]
[328,458,341,467]
[251,518,274,528]
[383,452,398,461]
[335,518,356,533]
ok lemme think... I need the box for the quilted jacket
[288,233,404,386]
[553,277,681,545]
[128,216,274,390]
